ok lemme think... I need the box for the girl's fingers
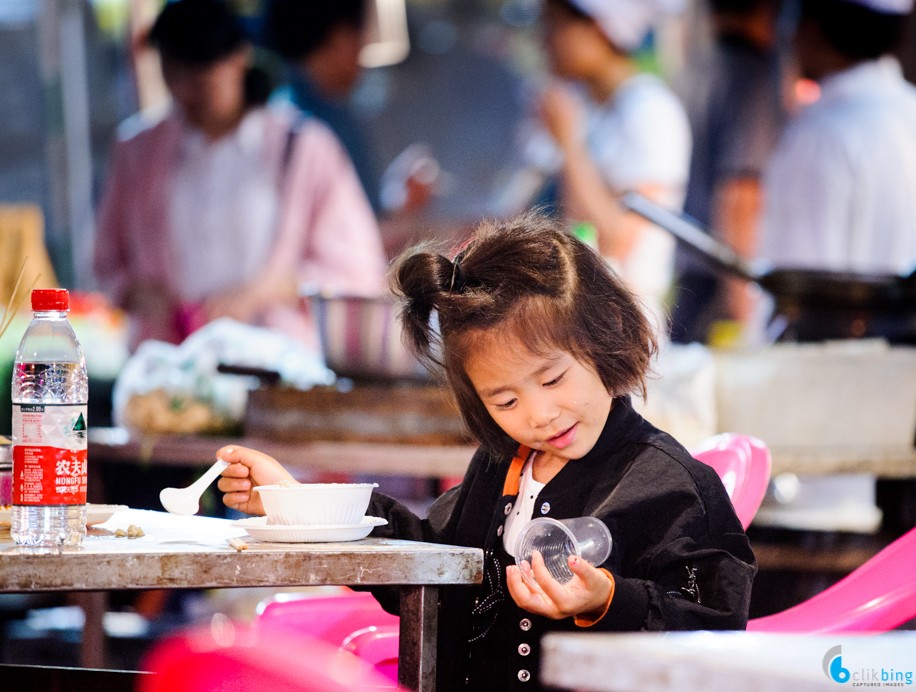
[214,446,295,487]
[219,462,251,480]
[568,554,599,582]
[507,565,543,610]
[221,491,248,508]
[567,555,609,592]
[528,550,564,600]
[512,552,613,621]
[527,553,608,617]
[217,445,273,467]
[216,476,251,493]
[506,565,526,598]
[216,445,241,462]
[508,557,563,616]
[567,556,614,615]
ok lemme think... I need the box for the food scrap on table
[113,524,145,538]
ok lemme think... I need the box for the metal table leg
[398,585,438,692]
[72,590,107,668]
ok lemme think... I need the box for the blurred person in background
[759,0,916,277]
[754,0,916,547]
[93,0,386,352]
[262,0,440,257]
[498,0,692,335]
[671,0,792,345]
[262,0,381,212]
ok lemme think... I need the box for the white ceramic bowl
[255,483,378,526]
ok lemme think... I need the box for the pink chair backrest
[691,433,771,529]
[139,623,401,692]
[748,526,916,633]
[256,588,399,647]
[342,624,401,684]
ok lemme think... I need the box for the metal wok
[620,192,916,343]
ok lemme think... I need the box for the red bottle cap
[31,288,70,311]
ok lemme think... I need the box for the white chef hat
[840,0,913,13]
[565,0,687,53]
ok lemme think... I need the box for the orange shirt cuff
[574,568,615,628]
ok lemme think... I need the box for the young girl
[217,212,756,690]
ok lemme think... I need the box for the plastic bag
[112,318,334,434]
[633,342,717,450]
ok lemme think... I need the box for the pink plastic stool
[342,623,401,684]
[139,622,401,691]
[256,588,399,648]
[692,433,771,529]
[749,526,916,633]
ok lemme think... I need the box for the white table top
[541,631,916,692]
[0,508,482,592]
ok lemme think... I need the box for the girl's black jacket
[366,396,757,691]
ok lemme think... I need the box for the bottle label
[11,403,88,505]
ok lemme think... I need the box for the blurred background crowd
[1,0,914,361]
[1,0,915,673]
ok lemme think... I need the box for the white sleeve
[760,117,855,270]
[592,83,691,194]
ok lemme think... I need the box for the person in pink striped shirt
[93,0,386,352]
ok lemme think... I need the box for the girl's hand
[215,445,295,516]
[506,551,613,621]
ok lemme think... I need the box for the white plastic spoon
[159,458,230,515]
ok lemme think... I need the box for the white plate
[233,516,388,543]
[0,503,129,527]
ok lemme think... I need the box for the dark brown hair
[261,0,366,61]
[391,211,658,456]
[149,0,247,65]
[801,0,907,60]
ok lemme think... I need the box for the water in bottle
[10,288,88,547]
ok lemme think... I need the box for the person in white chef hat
[499,0,692,339]
[752,0,916,538]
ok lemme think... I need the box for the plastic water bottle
[11,289,88,547]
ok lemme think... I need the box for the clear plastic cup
[514,516,612,585]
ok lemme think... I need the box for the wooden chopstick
[0,260,39,340]
[228,537,248,551]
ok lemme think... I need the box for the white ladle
[159,458,230,515]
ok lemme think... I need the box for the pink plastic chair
[256,588,399,647]
[342,624,401,684]
[691,433,772,529]
[748,526,916,633]
[139,622,402,692]
[256,589,402,688]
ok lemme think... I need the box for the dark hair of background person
[801,0,908,59]
[546,0,592,22]
[391,211,658,456]
[148,0,273,106]
[260,0,367,61]
[709,0,777,14]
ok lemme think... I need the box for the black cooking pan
[620,192,916,343]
